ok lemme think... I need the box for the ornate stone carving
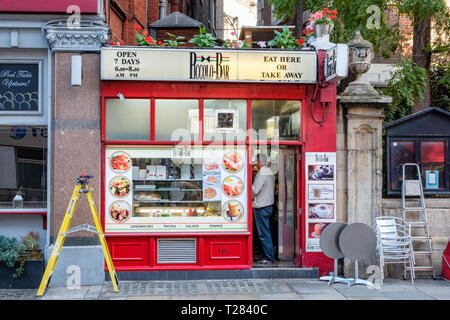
[43,19,110,51]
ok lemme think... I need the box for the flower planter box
[0,260,44,289]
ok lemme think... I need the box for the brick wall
[155,27,198,46]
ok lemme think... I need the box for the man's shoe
[256,259,273,264]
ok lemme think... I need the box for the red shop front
[100,47,337,276]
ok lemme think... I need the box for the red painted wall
[301,50,336,277]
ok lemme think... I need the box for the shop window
[106,99,150,141]
[0,126,47,209]
[251,100,301,141]
[104,146,248,234]
[388,139,449,194]
[420,141,445,190]
[155,100,199,141]
[389,140,415,191]
[203,99,247,142]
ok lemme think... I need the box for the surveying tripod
[37,174,119,296]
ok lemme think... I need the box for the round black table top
[339,223,377,261]
[319,222,348,259]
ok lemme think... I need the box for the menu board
[0,63,40,113]
[104,146,248,234]
[304,152,337,252]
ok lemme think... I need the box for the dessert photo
[110,201,131,223]
[222,200,244,222]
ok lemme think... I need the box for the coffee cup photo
[308,203,334,219]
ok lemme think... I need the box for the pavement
[0,277,449,300]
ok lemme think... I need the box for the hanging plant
[308,8,338,26]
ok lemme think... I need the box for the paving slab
[334,286,386,298]
[381,290,436,300]
[301,293,347,300]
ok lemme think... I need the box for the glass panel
[389,140,415,190]
[421,140,445,189]
[104,146,248,233]
[204,99,247,142]
[106,99,150,140]
[0,126,47,209]
[155,100,199,141]
[251,100,301,141]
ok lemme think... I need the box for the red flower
[134,25,142,31]
[145,35,155,45]
[118,41,124,45]
[330,15,336,20]
[309,28,314,33]
[323,7,328,13]
[144,30,149,36]
[330,10,338,15]
[157,40,163,45]
[303,30,307,35]
[296,39,305,46]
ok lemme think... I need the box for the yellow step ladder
[37,174,119,296]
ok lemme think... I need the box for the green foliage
[397,0,446,21]
[163,33,185,47]
[188,26,217,48]
[134,31,157,46]
[266,0,298,20]
[267,25,301,49]
[430,62,450,110]
[0,235,26,278]
[385,58,427,109]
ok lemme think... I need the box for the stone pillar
[43,18,109,286]
[337,31,392,277]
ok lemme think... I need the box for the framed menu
[0,62,41,114]
[305,152,337,252]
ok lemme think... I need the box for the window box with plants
[0,232,44,289]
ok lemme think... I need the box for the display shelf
[134,187,201,191]
[134,200,208,203]
[133,179,202,182]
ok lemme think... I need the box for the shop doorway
[252,145,301,266]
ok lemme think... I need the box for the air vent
[157,239,196,264]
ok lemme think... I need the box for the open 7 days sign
[101,47,317,83]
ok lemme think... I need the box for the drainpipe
[160,0,166,19]
[146,0,148,28]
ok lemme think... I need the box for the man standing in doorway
[252,153,275,264]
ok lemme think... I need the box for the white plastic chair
[374,216,416,285]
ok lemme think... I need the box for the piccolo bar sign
[101,47,317,83]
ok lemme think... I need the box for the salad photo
[109,176,131,198]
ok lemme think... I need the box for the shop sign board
[0,63,40,114]
[101,47,317,83]
[324,44,348,82]
[304,152,337,252]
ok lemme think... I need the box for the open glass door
[278,147,299,261]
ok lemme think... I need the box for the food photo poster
[304,152,337,252]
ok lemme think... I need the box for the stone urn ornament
[341,30,380,97]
